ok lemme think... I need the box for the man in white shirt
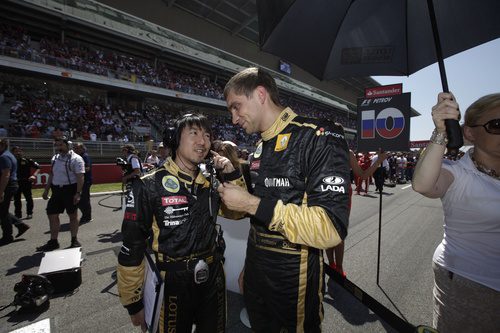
[36,137,85,251]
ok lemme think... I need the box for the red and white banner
[33,164,124,188]
[365,83,403,98]
[409,140,431,149]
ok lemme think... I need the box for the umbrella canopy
[258,0,500,151]
[258,0,500,81]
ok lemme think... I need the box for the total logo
[321,176,346,193]
[162,196,188,206]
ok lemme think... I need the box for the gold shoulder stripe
[289,121,317,129]
[140,168,162,180]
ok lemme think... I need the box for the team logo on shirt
[162,175,180,193]
[275,133,291,152]
[281,111,291,122]
[254,142,263,159]
[316,127,344,139]
[264,177,291,188]
[323,176,345,185]
[125,191,135,207]
[161,196,188,206]
[320,176,346,193]
[250,160,260,171]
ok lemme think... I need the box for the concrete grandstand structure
[0,0,420,163]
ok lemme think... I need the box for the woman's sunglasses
[469,119,500,134]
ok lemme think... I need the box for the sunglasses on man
[469,119,500,135]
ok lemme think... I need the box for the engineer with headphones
[117,113,246,333]
[36,136,85,252]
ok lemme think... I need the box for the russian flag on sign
[376,108,405,139]
[361,110,375,139]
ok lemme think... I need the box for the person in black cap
[0,139,30,245]
[36,136,85,251]
[12,146,40,220]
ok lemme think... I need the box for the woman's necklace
[470,148,500,181]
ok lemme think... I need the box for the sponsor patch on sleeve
[320,176,346,193]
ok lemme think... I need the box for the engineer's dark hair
[224,67,282,107]
[168,113,213,159]
[176,113,213,139]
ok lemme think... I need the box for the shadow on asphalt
[325,279,396,332]
[97,229,122,244]
[1,299,49,326]
[378,285,410,323]
[6,252,44,276]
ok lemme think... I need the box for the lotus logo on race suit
[162,175,180,193]
[321,176,346,193]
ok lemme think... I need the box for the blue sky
[372,38,500,142]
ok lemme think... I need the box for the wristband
[430,129,448,146]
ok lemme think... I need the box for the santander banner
[365,84,403,98]
[33,164,124,188]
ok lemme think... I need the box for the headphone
[163,113,195,153]
[59,136,73,150]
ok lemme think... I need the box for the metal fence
[6,137,150,164]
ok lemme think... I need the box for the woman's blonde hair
[218,143,241,169]
[464,93,500,126]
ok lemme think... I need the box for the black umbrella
[257,0,500,151]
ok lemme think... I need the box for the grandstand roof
[166,0,383,95]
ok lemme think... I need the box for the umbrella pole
[426,0,463,153]
[376,186,382,285]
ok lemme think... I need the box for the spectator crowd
[1,23,358,148]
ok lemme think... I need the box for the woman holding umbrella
[412,92,500,332]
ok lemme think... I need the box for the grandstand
[0,0,380,162]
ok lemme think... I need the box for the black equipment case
[38,247,82,294]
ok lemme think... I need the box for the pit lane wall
[33,164,123,188]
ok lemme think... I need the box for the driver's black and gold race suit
[117,157,245,333]
[245,107,350,332]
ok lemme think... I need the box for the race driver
[117,113,245,332]
[220,67,350,332]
